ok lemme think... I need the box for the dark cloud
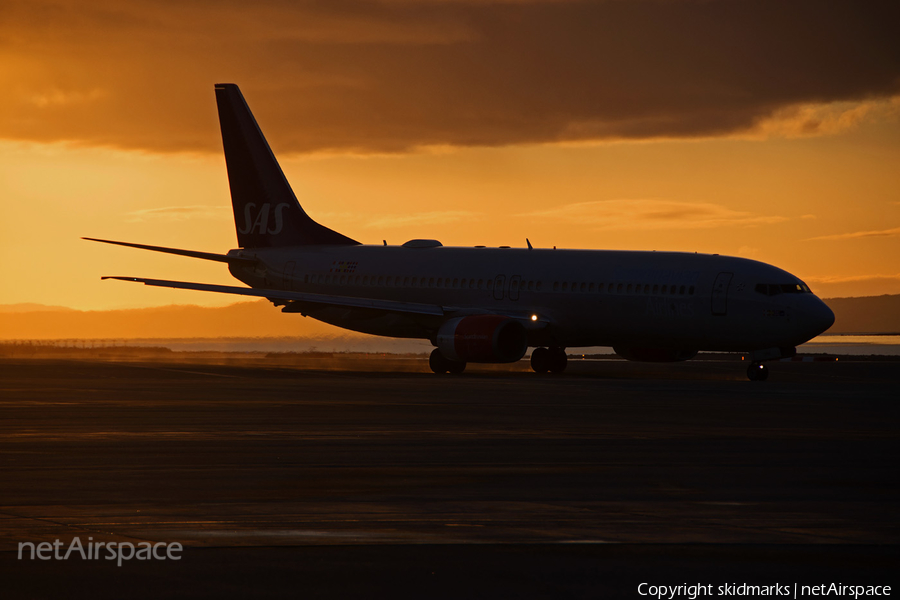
[2,0,898,153]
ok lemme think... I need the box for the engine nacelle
[613,346,698,363]
[436,315,528,363]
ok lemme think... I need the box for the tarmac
[1,355,897,598]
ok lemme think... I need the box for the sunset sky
[2,0,899,310]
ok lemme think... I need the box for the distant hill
[824,294,900,334]
[0,300,347,340]
[1,294,897,339]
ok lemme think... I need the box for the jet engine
[613,346,698,362]
[436,315,528,363]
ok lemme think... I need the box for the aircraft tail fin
[214,83,359,248]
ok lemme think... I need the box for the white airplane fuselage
[228,243,833,353]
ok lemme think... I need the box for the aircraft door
[493,275,506,300]
[509,275,521,301]
[283,261,296,290]
[711,271,733,316]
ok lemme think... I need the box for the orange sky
[1,0,899,309]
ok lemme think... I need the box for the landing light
[531,314,538,321]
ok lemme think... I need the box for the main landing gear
[530,347,568,373]
[747,362,769,381]
[429,349,466,374]
[429,347,568,374]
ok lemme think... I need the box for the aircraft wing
[101,276,446,316]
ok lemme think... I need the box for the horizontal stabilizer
[83,238,257,267]
[101,276,446,316]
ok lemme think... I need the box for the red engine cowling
[436,315,528,363]
[613,346,698,362]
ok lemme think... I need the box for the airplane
[86,83,835,381]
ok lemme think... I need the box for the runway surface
[1,356,897,597]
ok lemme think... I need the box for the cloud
[803,273,900,297]
[1,0,898,153]
[806,226,900,241]
[125,205,226,222]
[26,88,106,109]
[805,273,900,285]
[748,97,900,139]
[519,199,787,231]
[366,210,478,228]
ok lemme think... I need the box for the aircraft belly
[302,306,436,339]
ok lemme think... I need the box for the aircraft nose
[809,297,835,336]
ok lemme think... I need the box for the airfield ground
[1,355,896,598]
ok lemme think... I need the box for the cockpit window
[755,283,811,296]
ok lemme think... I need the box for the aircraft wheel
[447,360,466,374]
[548,347,568,373]
[429,349,449,374]
[747,362,768,381]
[531,347,550,373]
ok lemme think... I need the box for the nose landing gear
[747,362,769,381]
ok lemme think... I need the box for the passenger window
[429,277,435,288]
[580,283,586,292]
[626,284,632,293]
[553,282,559,292]
[571,281,577,291]
[478,279,483,288]
[679,285,685,295]
[689,286,694,295]
[653,284,658,294]
[643,284,650,294]
[616,283,622,293]
[460,279,467,288]
[589,283,594,292]
[453,278,458,288]
[660,284,666,294]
